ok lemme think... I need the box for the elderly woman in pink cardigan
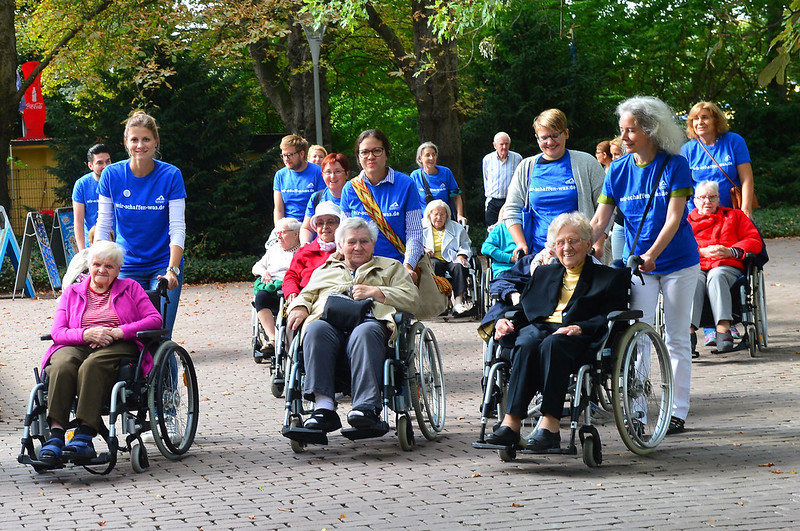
[38,241,162,466]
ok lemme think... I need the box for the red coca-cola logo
[19,61,47,140]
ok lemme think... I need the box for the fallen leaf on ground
[770,469,783,474]
[758,462,774,467]
[471,473,482,478]
[338,514,346,521]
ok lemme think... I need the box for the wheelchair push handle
[156,278,170,304]
[626,255,645,284]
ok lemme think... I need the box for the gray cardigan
[503,150,605,229]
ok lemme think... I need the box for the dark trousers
[46,341,139,431]
[485,197,505,227]
[254,290,280,313]
[504,322,594,419]
[431,257,468,297]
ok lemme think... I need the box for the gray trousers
[691,265,742,329]
[302,319,388,410]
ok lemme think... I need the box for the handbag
[350,176,451,320]
[695,139,759,210]
[321,293,373,333]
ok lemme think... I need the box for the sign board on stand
[51,207,77,266]
[16,212,61,298]
[0,206,35,297]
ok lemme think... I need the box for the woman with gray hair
[37,241,163,465]
[422,199,473,314]
[410,141,466,224]
[484,212,629,450]
[590,95,700,435]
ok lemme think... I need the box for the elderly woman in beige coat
[286,217,420,434]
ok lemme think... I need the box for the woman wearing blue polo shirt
[590,96,700,436]
[504,108,606,256]
[95,110,186,333]
[681,101,755,218]
[410,142,466,224]
[339,129,423,281]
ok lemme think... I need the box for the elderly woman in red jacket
[688,180,763,352]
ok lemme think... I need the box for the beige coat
[287,255,421,344]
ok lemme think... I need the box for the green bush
[184,256,253,284]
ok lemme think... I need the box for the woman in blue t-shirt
[590,96,700,436]
[503,108,606,256]
[95,110,186,334]
[410,142,466,224]
[339,129,423,282]
[681,101,755,218]
[299,152,350,244]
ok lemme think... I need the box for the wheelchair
[463,252,484,319]
[479,256,494,318]
[473,308,674,468]
[251,292,291,397]
[692,253,768,358]
[18,279,199,475]
[281,312,446,452]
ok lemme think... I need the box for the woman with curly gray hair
[590,96,700,436]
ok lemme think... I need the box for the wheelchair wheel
[582,435,600,468]
[654,293,666,339]
[611,322,673,455]
[289,416,305,454]
[130,442,149,473]
[397,414,415,451]
[148,341,199,460]
[753,267,768,350]
[498,447,516,462]
[480,268,493,317]
[252,308,268,364]
[747,324,758,358]
[408,322,446,441]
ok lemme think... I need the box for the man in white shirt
[482,132,522,227]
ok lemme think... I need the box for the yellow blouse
[544,263,584,324]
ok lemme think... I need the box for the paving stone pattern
[1,239,799,529]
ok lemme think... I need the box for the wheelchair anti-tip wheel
[408,322,446,441]
[148,341,199,461]
[611,322,673,455]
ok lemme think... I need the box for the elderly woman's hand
[699,245,732,259]
[404,263,418,284]
[83,326,117,349]
[456,255,469,267]
[287,306,309,331]
[494,318,515,339]
[352,284,386,304]
[554,324,582,336]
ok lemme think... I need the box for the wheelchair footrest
[18,454,65,470]
[340,422,390,441]
[281,426,329,445]
[472,442,522,451]
[520,445,578,456]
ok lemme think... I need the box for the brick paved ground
[1,239,799,529]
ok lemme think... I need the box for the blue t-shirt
[304,188,342,219]
[528,154,578,253]
[340,170,422,262]
[680,132,751,208]
[410,165,460,213]
[72,172,100,244]
[273,163,325,222]
[600,152,699,275]
[98,159,187,273]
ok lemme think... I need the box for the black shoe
[484,426,520,446]
[667,416,685,435]
[303,409,342,432]
[528,428,561,451]
[347,407,382,429]
[690,332,699,359]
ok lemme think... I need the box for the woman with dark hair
[339,129,424,282]
[300,152,350,243]
[590,96,700,435]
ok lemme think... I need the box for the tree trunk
[0,0,17,213]
[248,18,332,147]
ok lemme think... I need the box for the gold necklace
[562,273,575,291]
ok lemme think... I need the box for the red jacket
[281,242,335,297]
[688,206,763,272]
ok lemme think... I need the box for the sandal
[62,433,96,460]
[39,437,64,465]
[303,409,342,432]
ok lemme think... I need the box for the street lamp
[302,22,326,146]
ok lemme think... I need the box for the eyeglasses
[323,169,346,176]
[554,237,583,249]
[280,152,299,159]
[535,130,564,143]
[358,147,385,158]
[695,194,719,202]
[275,229,297,236]
[315,218,339,227]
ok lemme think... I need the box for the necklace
[562,273,575,291]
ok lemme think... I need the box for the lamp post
[302,22,326,146]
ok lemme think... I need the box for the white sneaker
[164,415,183,445]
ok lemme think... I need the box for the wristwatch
[166,266,181,276]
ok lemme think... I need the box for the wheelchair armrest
[40,334,52,341]
[394,311,414,325]
[503,309,522,320]
[607,310,642,321]
[136,329,170,340]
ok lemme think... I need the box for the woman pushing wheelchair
[485,213,628,451]
[38,241,162,465]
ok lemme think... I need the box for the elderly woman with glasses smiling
[503,109,606,259]
[687,180,763,353]
[339,129,424,282]
[300,153,350,243]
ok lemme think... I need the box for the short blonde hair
[533,109,568,133]
[686,101,730,140]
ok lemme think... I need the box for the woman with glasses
[503,109,606,257]
[300,153,350,243]
[339,129,424,282]
[273,134,325,225]
[410,141,467,224]
[590,96,700,435]
[681,101,755,219]
[688,180,762,353]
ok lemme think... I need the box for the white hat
[310,201,343,231]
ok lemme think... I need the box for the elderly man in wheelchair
[482,212,630,451]
[283,217,420,440]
